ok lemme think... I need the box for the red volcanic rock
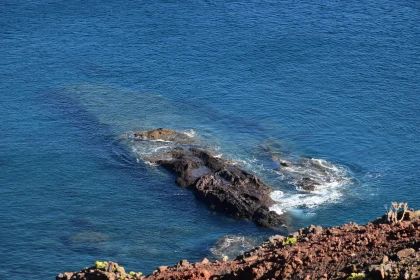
[57,211,420,280]
[396,248,416,259]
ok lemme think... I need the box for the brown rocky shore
[57,209,420,280]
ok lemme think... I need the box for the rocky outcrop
[134,128,194,143]
[57,210,420,280]
[57,261,142,280]
[147,147,285,228]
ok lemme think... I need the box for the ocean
[1,1,419,278]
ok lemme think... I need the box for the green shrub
[282,237,297,246]
[120,271,142,279]
[347,273,365,280]
[95,261,108,269]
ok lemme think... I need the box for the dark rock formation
[134,128,193,143]
[147,147,285,228]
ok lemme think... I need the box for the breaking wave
[269,157,351,215]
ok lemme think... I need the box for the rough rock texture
[134,128,193,143]
[57,261,141,280]
[57,210,420,280]
[147,147,285,228]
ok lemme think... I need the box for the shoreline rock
[57,210,420,280]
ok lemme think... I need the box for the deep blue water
[1,1,419,279]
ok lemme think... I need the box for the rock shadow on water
[62,231,111,256]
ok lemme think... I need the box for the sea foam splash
[125,129,203,163]
[269,157,351,215]
[183,129,197,138]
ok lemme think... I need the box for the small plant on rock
[347,272,365,280]
[95,261,108,270]
[282,237,297,246]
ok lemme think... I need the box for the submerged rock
[297,176,319,191]
[210,235,259,260]
[69,231,110,244]
[134,128,194,143]
[147,147,285,227]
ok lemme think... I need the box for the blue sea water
[1,1,419,278]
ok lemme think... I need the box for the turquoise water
[1,1,419,278]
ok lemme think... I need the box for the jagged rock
[200,269,211,279]
[268,235,285,245]
[147,147,285,227]
[56,272,73,280]
[289,231,300,238]
[396,248,415,259]
[179,260,189,267]
[243,255,258,263]
[314,225,323,234]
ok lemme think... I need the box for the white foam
[150,139,173,143]
[131,142,173,158]
[183,129,197,138]
[270,157,351,215]
[270,190,284,201]
[144,161,159,167]
[270,182,346,214]
[269,188,343,215]
[152,145,171,152]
